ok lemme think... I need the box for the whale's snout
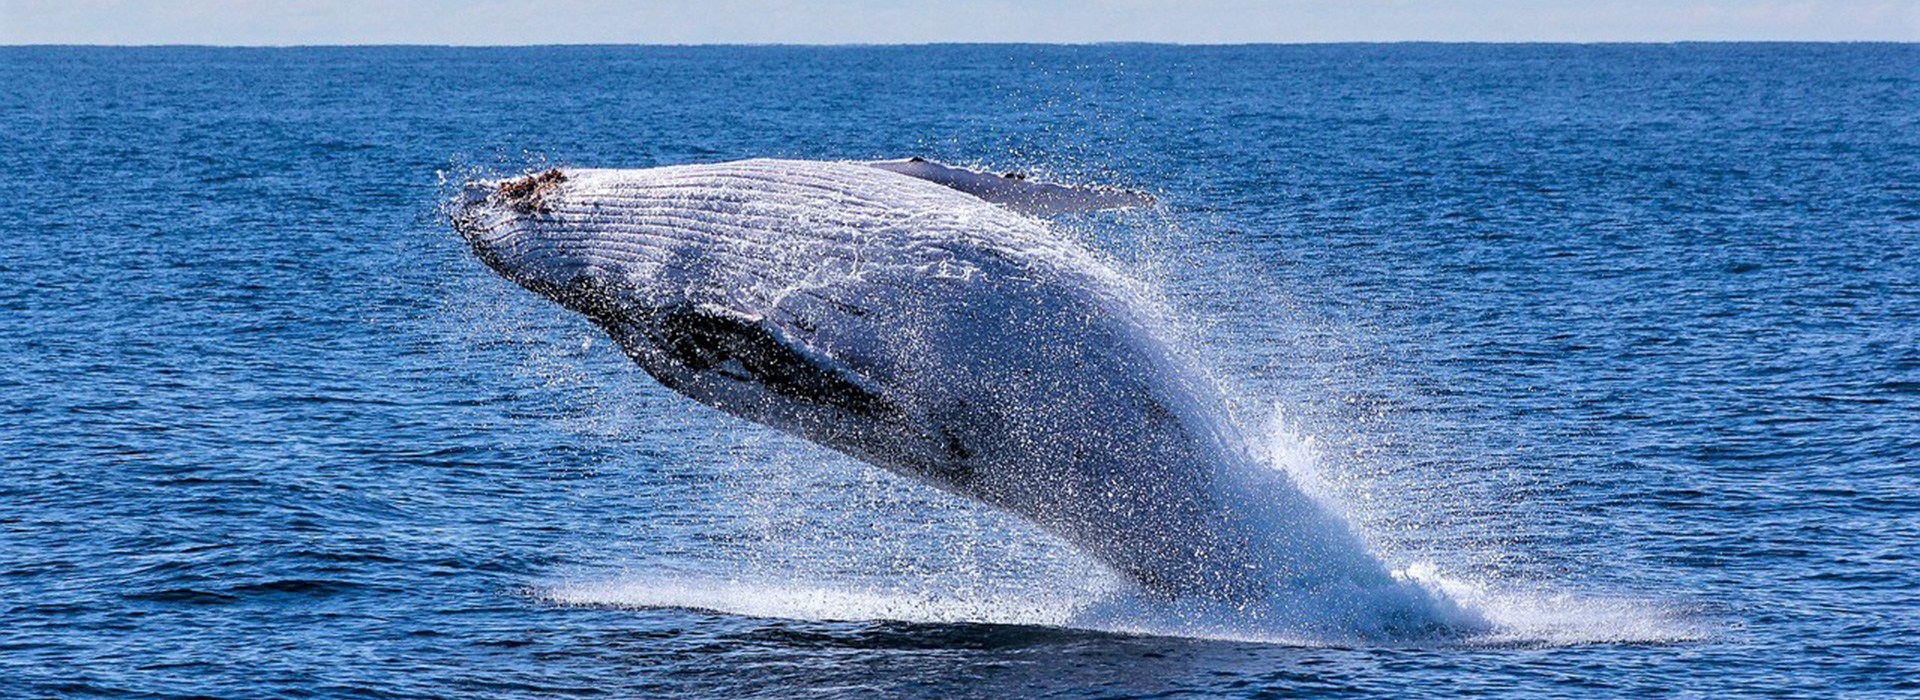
[450,180,526,271]
[451,169,615,316]
[452,168,565,245]
[451,181,505,251]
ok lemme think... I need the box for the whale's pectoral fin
[637,303,899,420]
[865,158,1156,215]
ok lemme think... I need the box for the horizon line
[5,39,1915,49]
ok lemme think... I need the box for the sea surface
[1,44,1916,698]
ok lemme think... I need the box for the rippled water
[2,44,1915,698]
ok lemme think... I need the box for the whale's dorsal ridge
[864,158,1156,216]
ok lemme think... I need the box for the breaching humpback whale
[453,158,1463,629]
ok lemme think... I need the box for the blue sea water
[1,43,1916,698]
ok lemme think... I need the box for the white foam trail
[544,575,1092,629]
[1400,564,1710,645]
[541,573,1356,645]
[542,571,1701,647]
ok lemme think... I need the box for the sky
[1,0,1916,45]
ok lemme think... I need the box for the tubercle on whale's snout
[493,168,568,213]
[450,170,562,251]
[449,168,569,242]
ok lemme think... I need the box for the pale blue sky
[2,0,1915,45]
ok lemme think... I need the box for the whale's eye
[649,305,896,419]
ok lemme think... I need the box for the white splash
[542,567,1701,647]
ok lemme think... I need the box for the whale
[451,158,1466,630]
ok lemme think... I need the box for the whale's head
[450,167,954,479]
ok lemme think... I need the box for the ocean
[1,43,1915,698]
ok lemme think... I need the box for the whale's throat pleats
[623,304,899,421]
